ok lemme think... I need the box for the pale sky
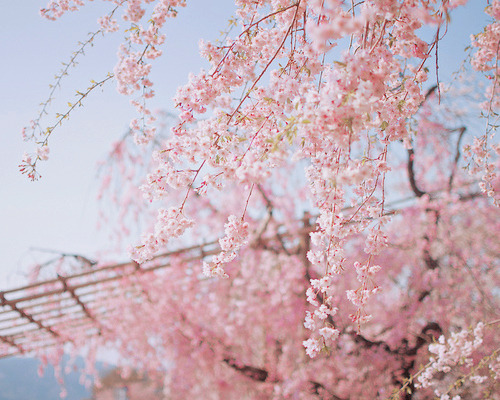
[0,0,235,288]
[0,1,490,289]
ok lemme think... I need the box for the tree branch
[222,357,269,382]
[407,148,426,198]
[307,380,348,400]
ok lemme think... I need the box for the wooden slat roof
[0,240,221,358]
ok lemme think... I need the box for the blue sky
[0,1,490,289]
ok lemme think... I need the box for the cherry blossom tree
[17,0,499,399]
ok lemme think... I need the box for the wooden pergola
[0,240,221,359]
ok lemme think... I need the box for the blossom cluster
[468,0,500,205]
[130,207,194,264]
[416,322,493,399]
[202,215,249,278]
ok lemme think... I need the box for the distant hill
[0,356,106,400]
